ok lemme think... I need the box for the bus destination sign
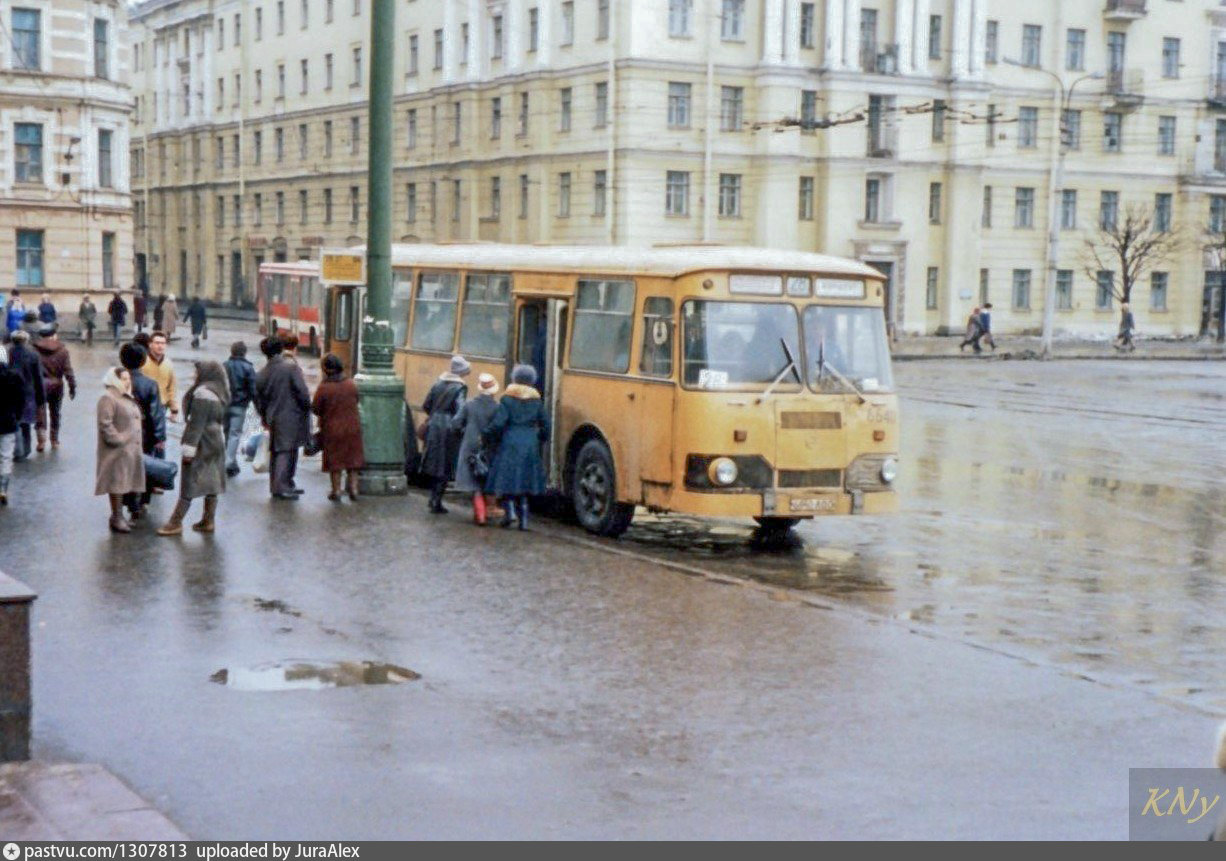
[321,250,366,285]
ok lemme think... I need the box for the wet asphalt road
[0,330,1221,839]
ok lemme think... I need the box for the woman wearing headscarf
[420,355,470,513]
[483,364,551,530]
[311,353,365,501]
[95,367,146,533]
[157,360,229,535]
[451,372,501,525]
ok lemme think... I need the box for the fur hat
[450,355,471,377]
[119,343,147,371]
[10,330,28,343]
[511,364,537,386]
[477,372,499,394]
[37,322,57,337]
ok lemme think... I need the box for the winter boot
[35,428,46,453]
[192,496,218,533]
[156,499,192,536]
[517,496,530,531]
[499,497,517,528]
[472,493,487,525]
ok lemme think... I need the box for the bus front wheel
[571,439,635,538]
[753,516,803,536]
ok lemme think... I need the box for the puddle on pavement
[210,660,420,691]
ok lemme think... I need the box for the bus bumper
[657,488,898,519]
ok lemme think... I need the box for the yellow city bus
[323,244,898,537]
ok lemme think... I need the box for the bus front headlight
[880,457,898,484]
[709,457,739,487]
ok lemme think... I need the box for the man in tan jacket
[141,331,179,420]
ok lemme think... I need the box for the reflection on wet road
[619,360,1226,714]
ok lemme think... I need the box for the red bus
[257,260,324,353]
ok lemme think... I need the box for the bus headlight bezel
[709,457,739,487]
[880,457,898,484]
[846,454,899,491]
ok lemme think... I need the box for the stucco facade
[131,0,1226,336]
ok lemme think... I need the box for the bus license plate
[790,497,836,513]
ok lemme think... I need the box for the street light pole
[355,0,407,495]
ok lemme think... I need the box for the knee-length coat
[451,392,499,493]
[312,374,365,472]
[420,375,467,481]
[179,383,228,499]
[482,384,551,497]
[95,383,145,496]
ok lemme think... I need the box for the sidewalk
[893,334,1226,360]
[0,762,187,840]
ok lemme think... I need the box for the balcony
[1103,0,1146,21]
[1105,68,1144,109]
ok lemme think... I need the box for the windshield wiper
[817,358,867,403]
[757,338,801,403]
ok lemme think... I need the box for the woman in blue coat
[482,364,550,530]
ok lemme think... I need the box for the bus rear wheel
[753,516,803,536]
[571,439,635,538]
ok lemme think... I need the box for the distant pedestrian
[254,334,311,500]
[107,291,127,341]
[483,364,551,531]
[157,361,229,536]
[78,295,97,345]
[959,307,983,354]
[142,331,180,421]
[452,372,500,525]
[95,367,146,533]
[421,355,470,514]
[37,294,56,325]
[185,296,207,348]
[6,331,44,461]
[1114,303,1136,352]
[133,292,148,334]
[311,353,364,502]
[153,295,165,331]
[20,310,37,337]
[33,323,75,451]
[0,347,24,506]
[4,291,25,339]
[978,303,996,352]
[162,294,179,340]
[223,341,256,478]
[119,343,166,521]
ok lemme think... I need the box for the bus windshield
[803,305,894,394]
[682,301,802,390]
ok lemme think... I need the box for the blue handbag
[144,454,178,491]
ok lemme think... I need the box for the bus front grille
[777,469,842,489]
[779,411,842,430]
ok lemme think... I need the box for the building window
[217,77,225,107]
[1014,187,1035,228]
[668,82,691,128]
[798,176,814,220]
[865,177,881,222]
[597,0,610,40]
[492,15,504,58]
[1060,189,1077,229]
[276,0,285,35]
[489,176,501,219]
[253,192,263,226]
[985,19,998,64]
[1099,190,1119,231]
[352,47,362,86]
[255,7,264,39]
[665,170,690,216]
[718,173,742,217]
[408,35,419,74]
[450,101,461,144]
[927,182,942,224]
[1217,119,1226,173]
[350,116,360,154]
[859,9,877,69]
[326,0,334,22]
[1055,270,1073,310]
[979,268,990,305]
[986,104,998,147]
[349,185,360,222]
[14,123,42,183]
[12,8,40,70]
[1021,24,1042,68]
[925,267,939,310]
[353,0,360,15]
[255,69,264,102]
[300,59,309,94]
[559,88,572,132]
[528,8,539,51]
[433,29,443,69]
[276,64,285,99]
[235,13,241,44]
[489,99,500,138]
[1095,271,1114,309]
[1154,192,1172,233]
[450,179,461,222]
[406,183,417,223]
[595,82,609,127]
[721,0,744,40]
[801,90,818,129]
[324,53,333,89]
[1065,28,1085,71]
[300,0,308,29]
[215,196,225,228]
[558,172,571,217]
[274,191,285,225]
[93,19,109,78]
[1158,116,1175,155]
[1103,113,1122,152]
[1018,106,1038,148]
[669,0,691,37]
[460,23,469,64]
[15,230,43,287]
[1162,38,1180,79]
[561,1,574,45]
[233,193,242,226]
[519,173,529,218]
[594,170,607,216]
[1061,109,1081,150]
[323,188,333,222]
[981,185,992,228]
[720,86,743,132]
[931,99,946,142]
[298,124,309,159]
[1012,269,1032,310]
[928,15,941,59]
[215,135,224,169]
[275,127,285,161]
[101,233,115,291]
[1150,272,1168,310]
[324,120,333,156]
[97,129,113,188]
[800,3,815,48]
[1211,196,1226,233]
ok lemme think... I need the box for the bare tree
[1082,203,1181,304]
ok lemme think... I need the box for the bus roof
[340,243,884,281]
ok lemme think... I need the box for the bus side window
[390,271,413,347]
[334,291,352,341]
[570,280,635,374]
[410,271,460,352]
[639,297,674,378]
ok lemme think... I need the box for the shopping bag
[143,454,178,491]
[251,432,271,474]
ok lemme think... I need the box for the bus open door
[512,296,568,487]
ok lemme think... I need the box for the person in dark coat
[157,361,228,535]
[184,297,207,348]
[0,346,24,505]
[37,294,56,324]
[254,334,311,500]
[483,364,551,530]
[223,341,256,477]
[6,330,44,461]
[1114,302,1136,352]
[452,372,500,525]
[153,295,166,331]
[133,292,148,334]
[959,307,983,354]
[78,295,97,345]
[311,353,365,502]
[119,342,167,521]
[421,354,470,513]
[33,323,75,451]
[107,291,127,341]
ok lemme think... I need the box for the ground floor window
[1095,271,1114,310]
[1055,269,1073,310]
[16,229,44,287]
[1011,269,1031,310]
[925,267,938,310]
[102,232,115,290]
[1150,272,1168,311]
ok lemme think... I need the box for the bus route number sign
[321,252,366,285]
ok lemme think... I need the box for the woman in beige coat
[162,295,179,340]
[95,367,146,533]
